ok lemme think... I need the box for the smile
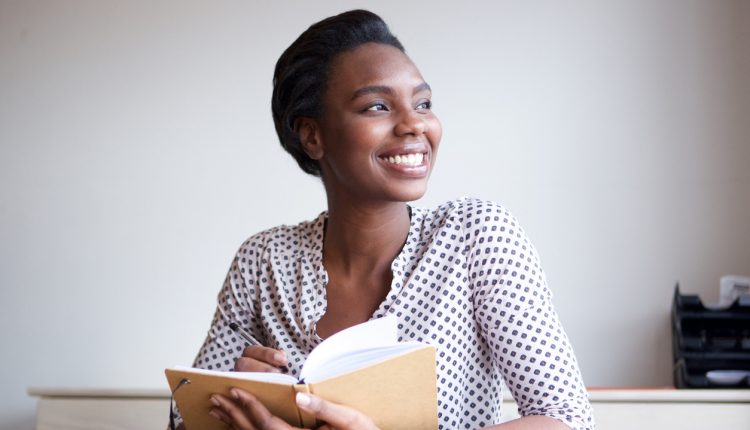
[380,152,425,167]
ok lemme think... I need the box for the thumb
[295,393,377,430]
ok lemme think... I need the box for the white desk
[29,387,750,429]
[29,388,168,430]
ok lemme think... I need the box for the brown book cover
[166,316,438,429]
[165,346,437,430]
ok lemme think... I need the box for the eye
[365,103,388,112]
[416,100,432,110]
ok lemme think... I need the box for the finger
[212,393,256,430]
[242,346,288,366]
[295,393,377,430]
[234,356,283,373]
[231,388,291,430]
[209,407,232,426]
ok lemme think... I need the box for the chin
[390,183,428,202]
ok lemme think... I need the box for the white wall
[1,1,748,428]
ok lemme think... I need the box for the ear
[296,117,324,160]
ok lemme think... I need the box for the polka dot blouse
[190,198,594,429]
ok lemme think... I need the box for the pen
[229,322,263,346]
[229,322,289,373]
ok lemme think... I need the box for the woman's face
[312,42,442,205]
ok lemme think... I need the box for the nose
[394,110,428,137]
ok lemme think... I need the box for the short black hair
[271,9,405,176]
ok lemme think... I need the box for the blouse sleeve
[170,234,268,428]
[466,202,595,430]
[192,233,268,370]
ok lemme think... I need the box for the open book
[165,316,438,430]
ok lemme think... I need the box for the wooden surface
[29,387,750,430]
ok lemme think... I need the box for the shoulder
[449,197,515,223]
[234,212,325,261]
[417,197,520,234]
[414,197,534,258]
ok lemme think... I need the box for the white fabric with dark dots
[190,198,594,429]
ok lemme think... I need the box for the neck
[323,198,411,276]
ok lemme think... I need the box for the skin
[211,43,569,430]
[302,42,442,337]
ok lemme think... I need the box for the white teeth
[383,153,425,167]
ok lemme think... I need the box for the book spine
[293,384,317,428]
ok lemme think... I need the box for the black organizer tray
[671,284,750,388]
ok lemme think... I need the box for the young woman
[181,9,594,430]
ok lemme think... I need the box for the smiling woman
[174,9,594,430]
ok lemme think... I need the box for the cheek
[323,121,386,177]
[337,119,391,154]
[427,117,443,151]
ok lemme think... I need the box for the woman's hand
[234,346,288,373]
[209,388,380,430]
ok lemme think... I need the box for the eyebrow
[350,82,432,100]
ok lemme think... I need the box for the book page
[171,365,298,384]
[300,315,398,381]
[303,341,426,383]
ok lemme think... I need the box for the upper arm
[192,235,267,370]
[461,201,594,429]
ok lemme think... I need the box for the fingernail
[274,351,286,363]
[210,395,220,407]
[230,389,239,400]
[296,392,311,407]
[209,409,221,420]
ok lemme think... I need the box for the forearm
[483,415,571,430]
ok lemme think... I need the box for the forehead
[326,43,425,94]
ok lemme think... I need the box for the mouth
[376,149,430,178]
[378,152,426,167]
